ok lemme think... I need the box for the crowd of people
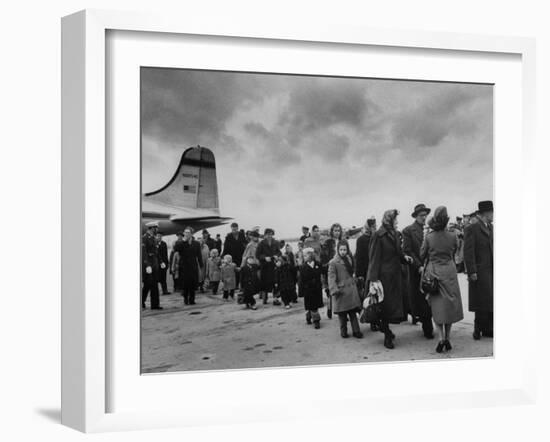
[142,200,494,353]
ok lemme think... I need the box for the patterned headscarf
[428,206,450,231]
[382,209,399,230]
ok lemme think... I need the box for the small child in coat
[239,255,260,309]
[221,254,238,301]
[274,255,296,309]
[206,249,222,295]
[300,247,324,328]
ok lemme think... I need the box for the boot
[312,311,321,329]
[350,313,363,338]
[338,314,349,338]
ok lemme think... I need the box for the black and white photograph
[140,67,494,374]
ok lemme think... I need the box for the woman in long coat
[328,240,363,339]
[420,206,464,352]
[255,228,281,304]
[367,210,413,349]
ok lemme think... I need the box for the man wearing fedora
[142,221,163,310]
[403,204,434,338]
[464,200,494,339]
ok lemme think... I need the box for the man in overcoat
[403,204,434,338]
[155,232,170,295]
[142,222,162,310]
[256,228,281,304]
[222,222,247,289]
[174,227,203,305]
[464,200,494,339]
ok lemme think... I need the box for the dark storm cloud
[141,68,269,149]
[280,77,377,146]
[390,84,492,150]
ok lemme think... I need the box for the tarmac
[141,274,493,374]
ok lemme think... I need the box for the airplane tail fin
[144,146,220,213]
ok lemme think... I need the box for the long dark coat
[222,231,247,264]
[354,232,372,279]
[300,262,324,310]
[463,221,493,313]
[240,263,260,296]
[366,227,408,323]
[256,238,281,292]
[402,221,431,318]
[174,239,203,290]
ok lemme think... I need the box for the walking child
[300,248,324,329]
[206,248,222,295]
[274,255,296,309]
[221,254,237,301]
[240,255,260,309]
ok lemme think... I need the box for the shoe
[353,332,364,339]
[314,322,320,329]
[189,301,196,305]
[341,331,349,338]
[285,305,291,309]
[151,306,164,310]
[473,330,481,340]
[384,335,394,349]
[273,300,282,306]
[424,331,435,339]
[306,318,312,325]
[250,305,257,310]
[436,341,445,353]
[444,340,452,351]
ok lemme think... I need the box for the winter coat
[256,238,281,291]
[220,262,237,290]
[241,240,259,266]
[420,230,464,324]
[206,257,222,282]
[463,220,493,313]
[142,232,160,281]
[274,263,296,293]
[198,243,210,282]
[174,239,203,289]
[222,231,247,265]
[240,263,260,296]
[300,261,324,310]
[366,227,408,323]
[328,255,362,314]
[402,221,431,318]
[354,231,372,279]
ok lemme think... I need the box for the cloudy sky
[141,68,493,238]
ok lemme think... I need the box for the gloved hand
[145,266,152,274]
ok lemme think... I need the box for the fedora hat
[478,200,494,213]
[411,203,431,218]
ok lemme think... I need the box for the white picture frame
[61,9,537,433]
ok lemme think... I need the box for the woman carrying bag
[420,206,464,353]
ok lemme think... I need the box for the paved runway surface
[141,274,493,373]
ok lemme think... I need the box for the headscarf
[337,239,355,277]
[381,209,399,231]
[428,206,450,231]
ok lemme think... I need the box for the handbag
[359,294,382,324]
[420,255,439,295]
